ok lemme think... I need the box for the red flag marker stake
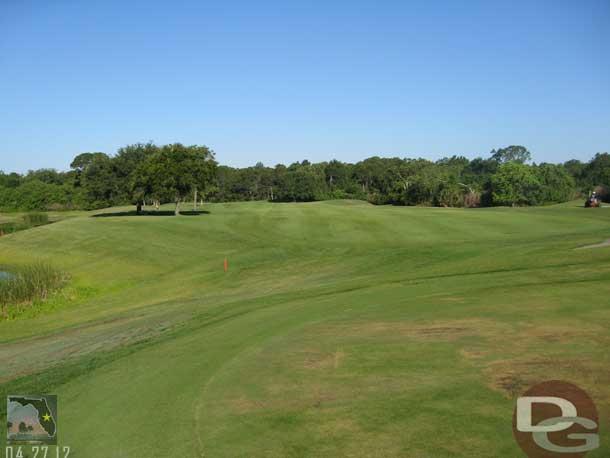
[224,258,229,273]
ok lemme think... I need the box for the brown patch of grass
[329,318,504,342]
[227,383,339,414]
[459,348,488,360]
[445,320,610,402]
[297,347,346,371]
[485,356,610,401]
[300,349,337,370]
[486,356,570,398]
[490,371,532,398]
[231,396,264,414]
[522,322,606,342]
[333,349,345,369]
[316,417,358,435]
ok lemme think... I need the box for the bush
[0,262,67,319]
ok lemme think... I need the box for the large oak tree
[135,143,216,215]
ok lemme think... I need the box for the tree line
[1,143,608,212]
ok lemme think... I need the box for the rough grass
[0,200,609,457]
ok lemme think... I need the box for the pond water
[0,271,15,281]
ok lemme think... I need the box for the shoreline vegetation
[1,144,608,213]
[0,262,67,321]
[0,212,51,236]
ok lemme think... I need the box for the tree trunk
[136,202,142,215]
[193,188,198,211]
[175,200,181,216]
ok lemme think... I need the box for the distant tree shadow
[92,210,210,218]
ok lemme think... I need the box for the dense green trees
[275,167,326,202]
[0,180,71,211]
[560,153,610,201]
[205,147,601,207]
[134,144,216,215]
[0,167,79,211]
[533,163,575,204]
[1,145,608,211]
[77,153,122,209]
[490,163,540,206]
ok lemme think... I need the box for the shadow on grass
[92,210,210,218]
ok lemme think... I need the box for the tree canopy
[1,144,608,212]
[134,144,216,214]
[490,145,532,164]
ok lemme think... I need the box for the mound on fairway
[1,200,609,457]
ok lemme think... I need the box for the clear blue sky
[1,0,608,173]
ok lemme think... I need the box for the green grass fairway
[1,201,609,457]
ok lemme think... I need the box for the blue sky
[1,0,608,172]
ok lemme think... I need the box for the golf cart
[585,191,601,208]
